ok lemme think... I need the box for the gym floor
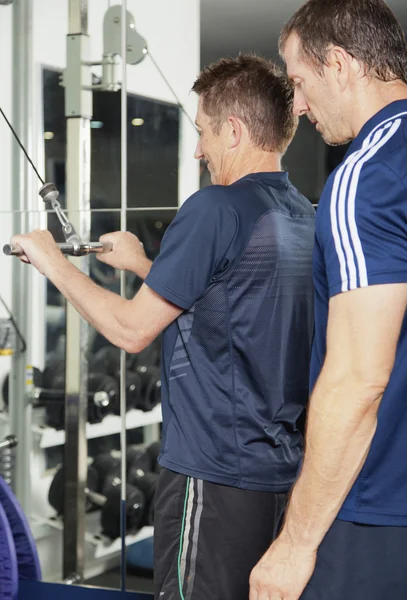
[86,568,154,594]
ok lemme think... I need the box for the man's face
[283,34,352,146]
[194,97,229,185]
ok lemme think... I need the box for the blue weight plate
[127,536,154,570]
[0,477,41,581]
[0,499,18,599]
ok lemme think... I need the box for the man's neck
[224,151,282,186]
[352,80,407,138]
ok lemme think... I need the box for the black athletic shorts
[154,468,287,600]
[301,519,407,599]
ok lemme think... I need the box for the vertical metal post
[63,0,92,581]
[9,0,33,514]
[120,0,128,591]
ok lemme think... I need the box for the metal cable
[0,107,44,185]
[0,294,27,353]
[120,0,128,591]
[147,51,197,132]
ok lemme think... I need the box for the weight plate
[0,476,41,581]
[0,499,18,599]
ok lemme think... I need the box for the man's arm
[50,260,182,353]
[11,230,183,353]
[250,282,407,600]
[12,188,237,351]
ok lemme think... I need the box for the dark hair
[279,0,407,84]
[191,54,297,154]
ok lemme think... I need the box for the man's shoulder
[181,180,271,219]
[321,136,407,206]
[177,185,237,220]
[184,184,236,205]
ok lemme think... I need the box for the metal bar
[9,0,34,514]
[0,436,18,451]
[4,241,112,256]
[63,0,91,581]
[120,0,128,591]
[68,0,88,34]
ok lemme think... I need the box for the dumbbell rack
[33,405,162,449]
[0,401,161,582]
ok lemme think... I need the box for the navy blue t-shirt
[311,100,407,525]
[146,172,315,491]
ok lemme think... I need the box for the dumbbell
[92,452,121,493]
[2,366,114,428]
[44,371,116,423]
[89,345,134,377]
[112,371,143,413]
[48,465,145,540]
[128,338,162,411]
[134,365,161,412]
[88,372,118,420]
[129,341,161,371]
[128,467,158,526]
[90,346,145,412]
[127,447,153,474]
[92,447,152,493]
[41,361,119,428]
[100,473,146,539]
[2,367,43,409]
[127,445,159,525]
[92,447,159,526]
[146,441,162,474]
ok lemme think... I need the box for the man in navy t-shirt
[13,55,315,599]
[250,2,407,600]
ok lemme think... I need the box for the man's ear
[326,45,353,91]
[227,116,243,149]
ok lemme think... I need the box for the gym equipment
[145,441,162,474]
[89,346,121,377]
[92,453,121,493]
[42,362,118,428]
[117,371,143,412]
[19,580,153,599]
[92,447,156,525]
[87,373,118,420]
[128,469,157,526]
[2,365,116,428]
[2,368,43,409]
[49,466,100,515]
[0,476,41,582]
[3,183,113,258]
[89,346,145,412]
[92,447,152,493]
[49,466,145,540]
[100,474,145,540]
[134,365,161,412]
[126,447,152,475]
[36,380,114,430]
[127,445,159,526]
[129,341,161,371]
[0,464,41,598]
[0,498,18,600]
[0,435,18,486]
[90,344,161,413]
[127,535,154,573]
[89,344,157,377]
[46,370,116,423]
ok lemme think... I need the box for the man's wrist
[43,252,71,280]
[278,525,319,554]
[278,494,322,553]
[132,256,152,280]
